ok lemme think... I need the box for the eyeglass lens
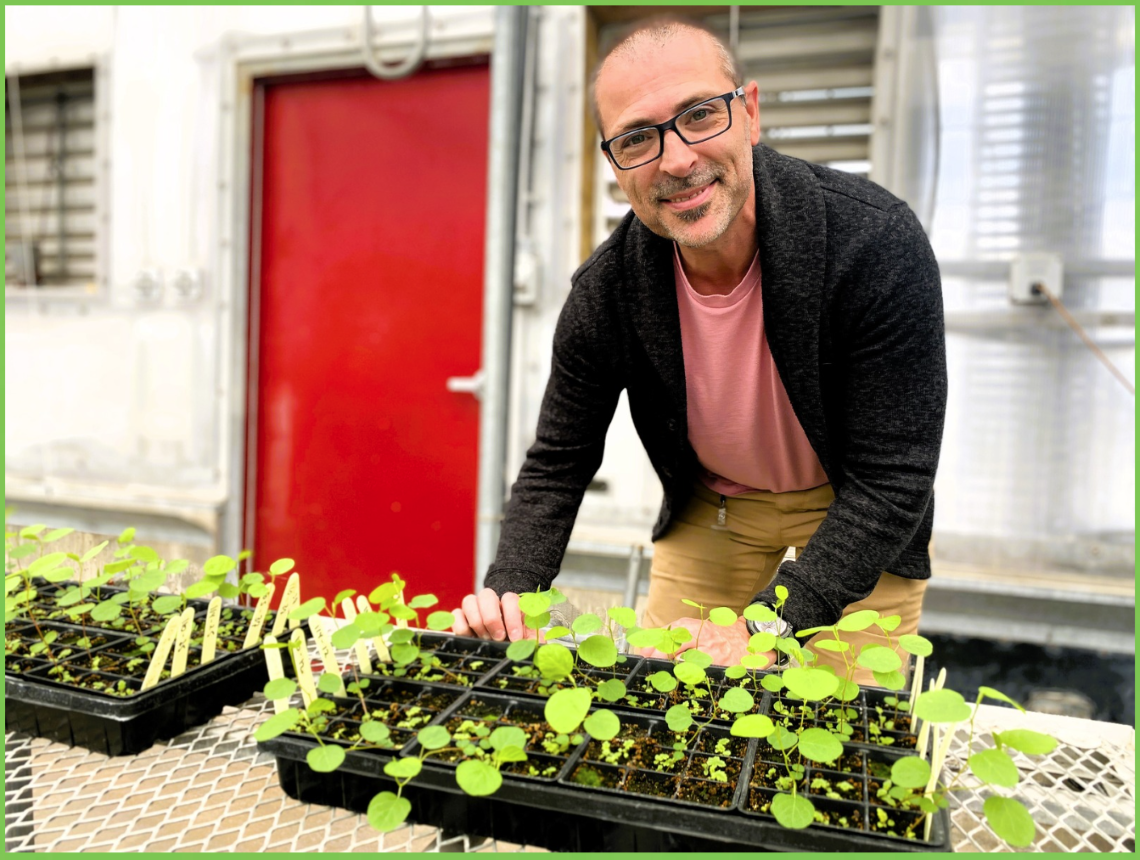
[610,98,732,168]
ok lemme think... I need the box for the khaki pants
[643,481,927,686]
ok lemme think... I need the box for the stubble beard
[644,150,752,249]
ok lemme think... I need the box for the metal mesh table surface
[4,682,1133,852]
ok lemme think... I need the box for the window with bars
[591,6,881,247]
[5,67,100,290]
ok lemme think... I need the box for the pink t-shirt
[674,245,829,496]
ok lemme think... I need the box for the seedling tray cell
[477,652,644,699]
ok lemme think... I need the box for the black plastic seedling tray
[5,598,301,756]
[258,682,951,852]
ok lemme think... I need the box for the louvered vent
[5,68,98,289]
[595,6,880,246]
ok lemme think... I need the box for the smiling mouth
[660,181,716,210]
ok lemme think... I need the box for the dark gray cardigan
[486,144,947,633]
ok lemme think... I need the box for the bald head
[591,17,742,137]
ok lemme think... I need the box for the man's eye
[688,108,710,122]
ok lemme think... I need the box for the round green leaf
[248,583,269,599]
[873,670,906,691]
[391,644,419,666]
[496,745,528,763]
[571,613,603,635]
[577,634,618,668]
[983,796,1036,847]
[766,724,799,751]
[648,670,678,693]
[89,600,122,622]
[708,606,738,626]
[583,709,620,741]
[718,686,754,714]
[742,603,777,623]
[128,545,161,564]
[389,628,415,645]
[331,623,362,650]
[218,582,240,600]
[607,606,637,628]
[741,653,771,670]
[771,792,815,829]
[361,721,391,744]
[318,673,344,694]
[389,604,418,622]
[994,729,1057,756]
[269,558,295,576]
[813,638,850,653]
[914,688,973,723]
[506,638,537,661]
[891,756,932,788]
[129,570,166,592]
[307,744,346,773]
[407,593,438,609]
[673,662,705,686]
[203,555,237,578]
[426,611,455,631]
[518,593,551,616]
[488,725,526,752]
[535,643,575,680]
[151,594,183,615]
[545,687,592,734]
[254,708,301,741]
[969,748,1020,788]
[761,674,786,694]
[383,757,423,780]
[876,614,902,632]
[455,759,503,796]
[264,677,298,700]
[724,664,747,680]
[665,704,693,733]
[836,609,879,632]
[596,678,627,703]
[782,667,839,701]
[79,540,110,563]
[669,627,693,647]
[626,627,668,650]
[730,714,774,738]
[679,648,713,669]
[898,634,933,657]
[544,626,571,640]
[367,791,411,833]
[183,579,218,600]
[523,611,551,630]
[855,645,903,673]
[289,596,326,621]
[798,727,844,763]
[834,678,861,702]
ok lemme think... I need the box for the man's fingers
[500,593,525,642]
[477,587,507,641]
[461,593,489,639]
[451,607,472,637]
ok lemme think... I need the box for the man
[452,18,946,682]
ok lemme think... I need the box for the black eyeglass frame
[600,87,747,170]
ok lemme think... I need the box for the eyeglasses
[600,88,746,170]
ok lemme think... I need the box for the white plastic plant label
[309,615,345,697]
[141,615,183,691]
[263,633,289,714]
[243,582,276,649]
[341,596,373,674]
[290,627,317,707]
[170,607,196,677]
[271,573,301,637]
[202,596,222,664]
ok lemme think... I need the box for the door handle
[446,369,485,400]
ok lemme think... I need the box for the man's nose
[658,127,697,176]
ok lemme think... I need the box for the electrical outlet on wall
[1009,252,1063,305]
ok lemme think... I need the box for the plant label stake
[141,615,183,691]
[340,596,373,674]
[243,582,277,649]
[170,607,196,677]
[289,627,318,707]
[356,595,391,663]
[393,587,409,629]
[271,574,301,638]
[309,615,345,697]
[263,634,289,714]
[202,597,222,664]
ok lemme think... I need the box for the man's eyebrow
[613,91,725,135]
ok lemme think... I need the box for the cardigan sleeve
[753,203,947,633]
[483,273,624,598]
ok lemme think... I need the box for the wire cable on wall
[1035,282,1135,397]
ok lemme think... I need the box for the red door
[248,63,489,614]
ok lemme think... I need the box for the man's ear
[744,81,761,146]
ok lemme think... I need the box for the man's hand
[637,616,765,667]
[451,588,535,642]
